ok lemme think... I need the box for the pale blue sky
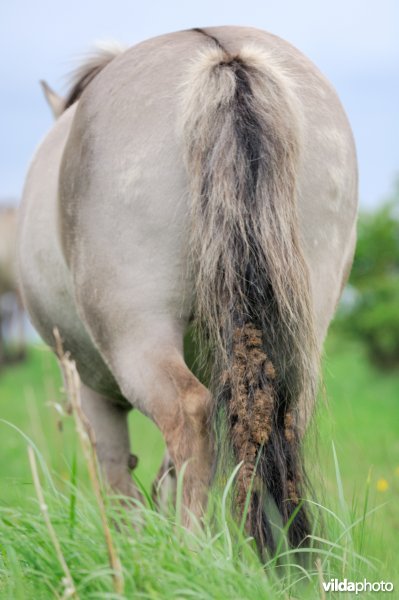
[0,0,398,207]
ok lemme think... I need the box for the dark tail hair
[181,36,320,555]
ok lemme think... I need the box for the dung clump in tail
[181,31,320,555]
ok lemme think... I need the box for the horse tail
[181,36,320,555]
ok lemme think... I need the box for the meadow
[0,327,398,598]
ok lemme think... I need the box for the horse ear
[39,80,65,119]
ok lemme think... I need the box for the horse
[0,205,25,364]
[18,26,358,555]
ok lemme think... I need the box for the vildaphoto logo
[322,579,394,594]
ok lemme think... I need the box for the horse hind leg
[111,340,213,526]
[158,356,213,523]
[152,449,177,513]
[79,383,143,501]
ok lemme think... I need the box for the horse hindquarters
[58,28,357,543]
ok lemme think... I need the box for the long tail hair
[181,33,320,555]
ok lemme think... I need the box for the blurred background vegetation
[336,177,399,369]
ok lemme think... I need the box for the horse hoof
[128,453,138,470]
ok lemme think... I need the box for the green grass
[317,332,399,573]
[0,330,398,598]
[0,346,164,504]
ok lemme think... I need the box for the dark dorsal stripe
[191,27,228,52]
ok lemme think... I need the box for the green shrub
[341,179,399,368]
